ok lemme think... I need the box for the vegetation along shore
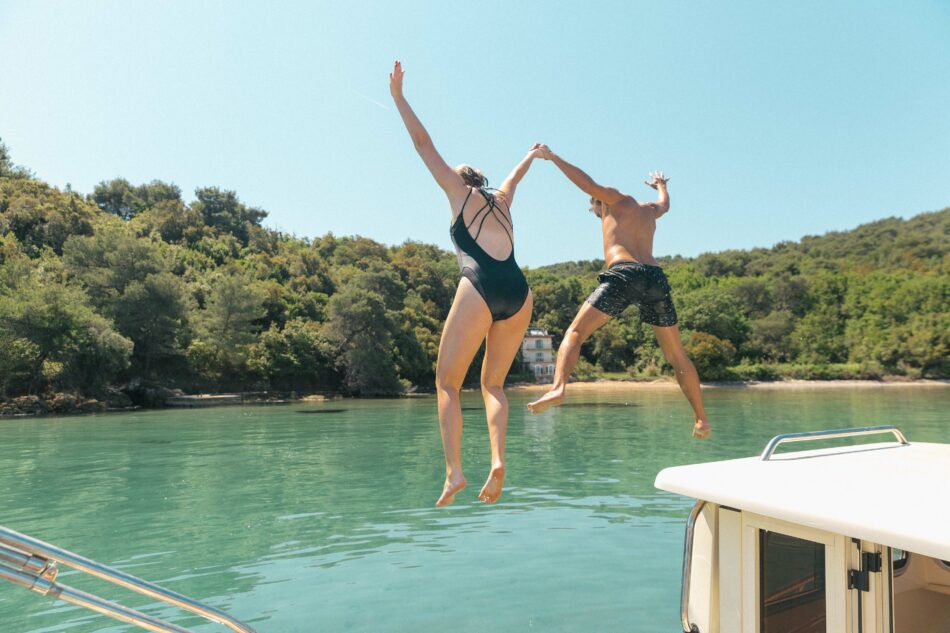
[1,137,947,416]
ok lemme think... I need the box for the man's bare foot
[477,465,505,503]
[692,419,711,439]
[527,388,564,415]
[435,476,467,507]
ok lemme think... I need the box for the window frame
[741,512,849,633]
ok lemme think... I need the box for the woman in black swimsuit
[390,61,539,507]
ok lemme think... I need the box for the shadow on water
[559,402,638,408]
[463,403,637,411]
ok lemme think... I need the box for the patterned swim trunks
[585,262,678,326]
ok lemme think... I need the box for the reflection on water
[0,385,947,632]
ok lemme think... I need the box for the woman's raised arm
[390,61,466,198]
[496,144,544,207]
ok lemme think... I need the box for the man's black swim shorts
[585,262,678,326]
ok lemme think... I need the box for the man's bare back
[587,167,669,266]
[597,196,660,267]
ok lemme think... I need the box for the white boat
[655,425,950,633]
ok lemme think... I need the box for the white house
[522,327,555,382]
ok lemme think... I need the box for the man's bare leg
[653,325,711,438]
[528,303,612,414]
[434,279,493,506]
[477,292,532,503]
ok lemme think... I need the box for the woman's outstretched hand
[536,144,553,160]
[389,60,405,99]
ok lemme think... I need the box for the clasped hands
[527,143,668,188]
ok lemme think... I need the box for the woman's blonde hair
[454,164,487,188]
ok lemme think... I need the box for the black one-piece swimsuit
[450,187,529,321]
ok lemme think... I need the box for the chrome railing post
[680,500,705,633]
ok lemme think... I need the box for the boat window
[760,530,826,633]
[892,548,909,576]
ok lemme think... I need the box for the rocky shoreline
[0,393,135,417]
[0,388,328,418]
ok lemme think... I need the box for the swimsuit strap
[457,187,515,257]
[457,186,475,219]
[492,194,514,244]
[469,189,513,247]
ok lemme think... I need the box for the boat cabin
[655,426,950,633]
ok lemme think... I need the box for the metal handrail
[680,500,705,633]
[760,425,908,461]
[0,526,257,633]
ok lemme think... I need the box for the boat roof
[655,441,950,561]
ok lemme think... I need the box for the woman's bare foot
[527,387,564,415]
[477,465,505,503]
[435,476,467,507]
[692,418,711,439]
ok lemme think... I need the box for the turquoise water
[1,385,947,632]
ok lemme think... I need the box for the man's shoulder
[610,194,640,210]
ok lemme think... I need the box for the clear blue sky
[1,1,948,267]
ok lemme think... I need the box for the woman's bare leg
[653,324,711,439]
[527,302,611,414]
[434,278,493,506]
[477,292,533,503]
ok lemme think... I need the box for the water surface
[1,385,947,632]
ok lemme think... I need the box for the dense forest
[1,138,947,411]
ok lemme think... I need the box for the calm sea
[1,385,947,632]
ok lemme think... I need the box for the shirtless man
[527,145,711,439]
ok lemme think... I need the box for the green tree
[677,287,749,346]
[63,224,171,305]
[0,258,132,394]
[728,278,773,318]
[392,292,442,386]
[391,241,456,318]
[91,178,182,220]
[745,310,796,361]
[112,272,192,379]
[130,197,204,244]
[683,332,736,380]
[0,179,96,255]
[189,268,268,386]
[191,187,267,244]
[249,319,342,391]
[792,307,847,363]
[324,281,403,395]
[0,137,32,179]
[588,319,642,371]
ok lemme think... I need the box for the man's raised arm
[642,170,671,218]
[539,145,625,205]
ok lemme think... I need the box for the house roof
[524,328,550,337]
[655,441,950,560]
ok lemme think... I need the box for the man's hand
[645,170,670,189]
[527,143,545,159]
[536,144,554,160]
[389,60,405,99]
